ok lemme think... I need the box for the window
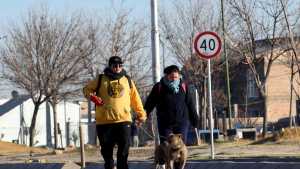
[247,69,259,98]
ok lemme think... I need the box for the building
[0,90,83,147]
[227,37,300,127]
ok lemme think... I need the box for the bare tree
[1,8,96,147]
[228,0,292,137]
[159,0,221,129]
[45,18,97,149]
[280,0,300,128]
[159,0,244,130]
[160,0,220,64]
[82,8,151,142]
[85,9,150,82]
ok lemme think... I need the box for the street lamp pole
[151,0,161,146]
[221,0,233,129]
[159,38,165,69]
[151,0,161,83]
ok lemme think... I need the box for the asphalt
[0,162,79,169]
[86,161,300,169]
[1,160,300,169]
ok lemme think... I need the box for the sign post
[194,31,222,159]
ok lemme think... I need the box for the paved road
[0,162,79,169]
[1,160,300,169]
[85,161,300,169]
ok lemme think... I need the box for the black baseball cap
[163,65,180,74]
[108,56,123,66]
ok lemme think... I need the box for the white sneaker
[156,164,165,169]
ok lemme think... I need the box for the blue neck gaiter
[163,77,180,94]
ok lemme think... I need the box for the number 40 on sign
[194,31,222,60]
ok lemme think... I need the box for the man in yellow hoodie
[83,56,146,169]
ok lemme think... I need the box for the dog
[154,134,188,169]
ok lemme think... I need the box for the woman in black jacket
[144,65,198,144]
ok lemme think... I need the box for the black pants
[157,120,189,167]
[96,122,131,169]
[157,120,189,144]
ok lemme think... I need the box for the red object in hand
[90,95,104,106]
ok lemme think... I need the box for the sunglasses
[112,63,123,68]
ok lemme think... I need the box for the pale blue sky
[0,0,149,18]
[0,0,166,96]
[0,0,161,33]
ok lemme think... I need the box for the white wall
[0,99,20,142]
[0,98,80,147]
[48,101,81,147]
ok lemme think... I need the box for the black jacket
[144,79,198,127]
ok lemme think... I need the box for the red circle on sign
[194,31,222,59]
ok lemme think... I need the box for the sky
[0,0,177,97]
[0,0,157,97]
[0,0,157,33]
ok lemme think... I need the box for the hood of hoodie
[104,67,127,80]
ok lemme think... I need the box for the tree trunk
[29,104,40,147]
[280,0,298,128]
[289,56,294,128]
[289,83,294,128]
[52,101,58,149]
[262,94,268,138]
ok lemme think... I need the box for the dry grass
[0,141,49,155]
[275,128,300,144]
[252,127,300,145]
[279,128,300,140]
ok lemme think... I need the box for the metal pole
[203,78,207,129]
[195,89,200,122]
[87,99,91,123]
[162,40,165,69]
[221,0,232,129]
[151,0,161,83]
[79,124,85,168]
[159,38,165,68]
[195,89,200,145]
[151,0,161,146]
[208,59,215,159]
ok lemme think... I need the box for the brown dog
[154,134,188,169]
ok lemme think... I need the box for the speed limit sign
[193,31,222,159]
[194,31,222,59]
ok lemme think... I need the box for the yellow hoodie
[83,75,146,125]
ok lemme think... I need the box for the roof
[0,95,31,116]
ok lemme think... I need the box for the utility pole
[151,0,161,83]
[221,0,233,129]
[79,124,86,168]
[160,39,165,69]
[151,0,161,146]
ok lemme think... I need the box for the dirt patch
[0,141,49,155]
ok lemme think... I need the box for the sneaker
[156,164,165,169]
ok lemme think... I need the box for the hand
[90,93,104,106]
[135,117,146,127]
